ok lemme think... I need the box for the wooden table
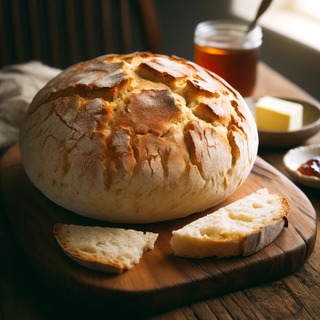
[0,62,319,319]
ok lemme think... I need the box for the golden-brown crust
[117,89,182,135]
[20,52,258,223]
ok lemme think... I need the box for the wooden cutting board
[0,144,317,317]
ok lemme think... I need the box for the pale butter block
[255,96,303,131]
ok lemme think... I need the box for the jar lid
[194,20,263,49]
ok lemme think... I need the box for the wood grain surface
[0,144,316,317]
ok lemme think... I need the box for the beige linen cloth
[0,61,61,149]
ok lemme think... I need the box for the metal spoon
[247,0,273,32]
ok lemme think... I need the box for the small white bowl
[283,144,320,188]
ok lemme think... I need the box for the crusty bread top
[170,188,290,258]
[20,52,258,223]
[54,224,158,273]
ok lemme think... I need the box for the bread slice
[54,224,158,273]
[170,188,290,258]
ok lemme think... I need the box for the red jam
[297,157,320,178]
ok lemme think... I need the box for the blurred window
[288,0,320,21]
[232,0,320,51]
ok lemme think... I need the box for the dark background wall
[154,0,234,61]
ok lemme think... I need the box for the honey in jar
[194,21,263,97]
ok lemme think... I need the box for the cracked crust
[19,52,258,223]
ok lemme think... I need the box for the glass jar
[194,20,263,97]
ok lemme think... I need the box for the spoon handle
[247,0,273,32]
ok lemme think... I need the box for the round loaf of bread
[19,52,258,223]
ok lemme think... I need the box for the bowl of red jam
[283,144,320,188]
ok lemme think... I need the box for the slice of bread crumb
[170,188,290,259]
[54,224,158,273]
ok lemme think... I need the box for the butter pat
[255,96,303,131]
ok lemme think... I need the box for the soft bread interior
[54,224,158,273]
[170,188,290,258]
